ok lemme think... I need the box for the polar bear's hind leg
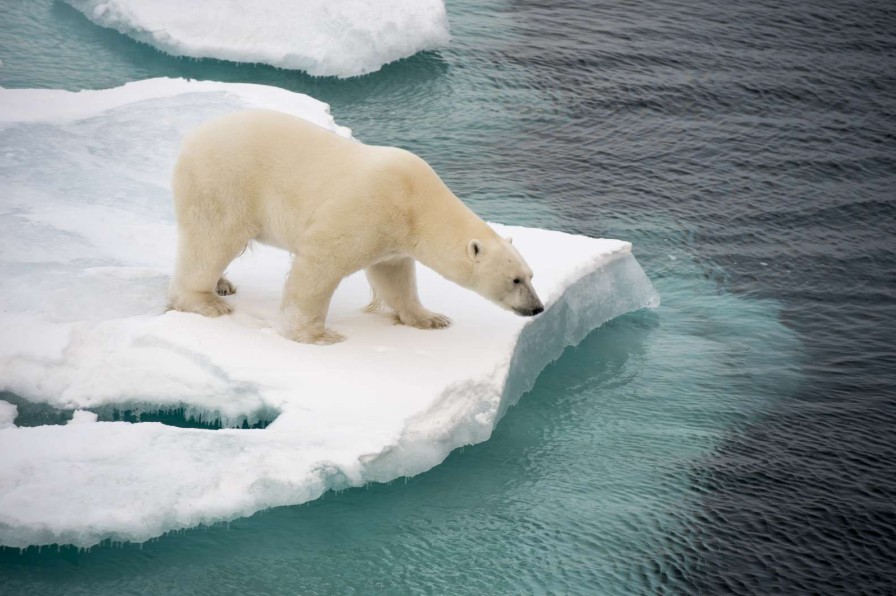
[168,231,246,317]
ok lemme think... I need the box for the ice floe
[64,0,450,77]
[0,78,658,547]
[0,401,17,429]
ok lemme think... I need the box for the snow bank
[0,78,658,548]
[64,0,450,77]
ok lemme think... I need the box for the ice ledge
[0,78,351,137]
[364,249,659,482]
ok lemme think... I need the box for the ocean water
[1,0,894,594]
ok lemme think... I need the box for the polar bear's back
[172,110,383,247]
[175,109,360,196]
[181,109,354,155]
[171,109,450,256]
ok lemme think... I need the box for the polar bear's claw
[216,277,237,296]
[395,311,452,330]
[423,313,452,329]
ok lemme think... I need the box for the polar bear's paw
[314,329,347,345]
[195,297,234,317]
[169,291,233,317]
[395,310,452,330]
[288,327,346,345]
[216,277,237,296]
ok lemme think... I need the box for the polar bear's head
[466,236,544,316]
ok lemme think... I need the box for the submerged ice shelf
[0,78,658,547]
[64,0,450,77]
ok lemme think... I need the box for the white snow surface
[0,78,658,548]
[64,0,450,77]
[67,410,99,425]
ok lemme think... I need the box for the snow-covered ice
[67,410,99,425]
[64,0,450,78]
[0,78,658,547]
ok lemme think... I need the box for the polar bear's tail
[363,289,385,313]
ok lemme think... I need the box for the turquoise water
[3,0,894,593]
[0,276,797,593]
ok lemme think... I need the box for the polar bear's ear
[505,237,513,244]
[467,239,482,261]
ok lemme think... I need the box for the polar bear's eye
[513,278,521,284]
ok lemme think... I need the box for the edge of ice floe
[0,78,351,138]
[363,246,659,482]
[63,0,451,78]
[0,246,657,549]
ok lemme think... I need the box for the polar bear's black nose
[532,306,544,315]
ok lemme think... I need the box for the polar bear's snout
[511,283,544,317]
[466,235,543,318]
[514,304,545,317]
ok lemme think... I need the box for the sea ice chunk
[0,78,658,547]
[64,0,450,77]
[0,401,16,429]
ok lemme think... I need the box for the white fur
[168,110,543,344]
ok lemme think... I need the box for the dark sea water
[1,0,895,594]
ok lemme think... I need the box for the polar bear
[168,110,544,344]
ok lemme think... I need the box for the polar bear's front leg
[281,256,346,345]
[365,257,451,330]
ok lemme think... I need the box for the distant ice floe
[0,78,658,547]
[64,0,450,77]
